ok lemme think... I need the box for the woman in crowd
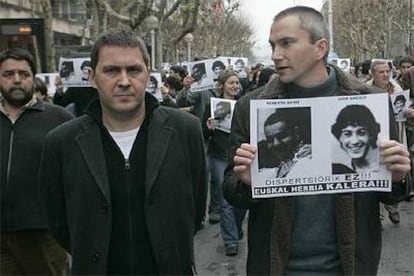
[203,70,246,256]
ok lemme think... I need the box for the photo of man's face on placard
[147,75,158,94]
[60,61,74,79]
[191,63,207,84]
[210,98,235,133]
[257,107,312,178]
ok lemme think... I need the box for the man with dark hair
[169,65,187,81]
[223,6,410,275]
[0,48,72,275]
[40,30,207,275]
[396,56,414,88]
[257,108,311,177]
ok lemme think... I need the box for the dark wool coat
[40,94,208,275]
[223,66,409,276]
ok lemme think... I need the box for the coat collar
[75,92,170,201]
[145,107,173,198]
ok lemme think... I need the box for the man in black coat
[40,30,207,275]
[0,48,72,275]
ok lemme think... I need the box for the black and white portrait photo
[211,60,226,80]
[331,105,381,174]
[80,60,91,82]
[59,60,74,80]
[191,62,207,85]
[146,75,158,94]
[210,97,235,133]
[145,72,162,102]
[390,90,410,122]
[232,58,248,78]
[257,107,312,178]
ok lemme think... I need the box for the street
[195,200,414,276]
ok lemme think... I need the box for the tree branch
[96,0,130,24]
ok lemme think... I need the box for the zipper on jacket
[125,158,131,170]
[6,129,14,185]
[125,158,135,273]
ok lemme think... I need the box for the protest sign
[250,93,391,198]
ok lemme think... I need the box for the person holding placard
[223,6,410,275]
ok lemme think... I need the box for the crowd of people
[1,5,413,276]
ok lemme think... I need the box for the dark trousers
[1,230,69,275]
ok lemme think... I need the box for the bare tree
[29,0,55,72]
[87,0,253,67]
[324,0,411,62]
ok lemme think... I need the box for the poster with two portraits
[250,93,392,198]
[58,57,92,87]
[186,57,248,92]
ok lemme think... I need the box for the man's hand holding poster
[250,93,391,198]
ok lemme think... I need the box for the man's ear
[315,38,329,61]
[89,69,97,89]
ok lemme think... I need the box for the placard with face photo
[250,93,391,198]
[210,58,228,81]
[58,57,91,87]
[229,57,248,79]
[390,89,411,122]
[187,60,210,92]
[146,72,163,102]
[187,57,249,92]
[329,58,351,73]
[210,97,236,133]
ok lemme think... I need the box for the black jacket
[0,100,73,231]
[40,93,208,275]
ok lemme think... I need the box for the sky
[239,0,324,64]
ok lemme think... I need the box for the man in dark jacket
[223,6,411,276]
[0,48,73,275]
[39,30,207,275]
